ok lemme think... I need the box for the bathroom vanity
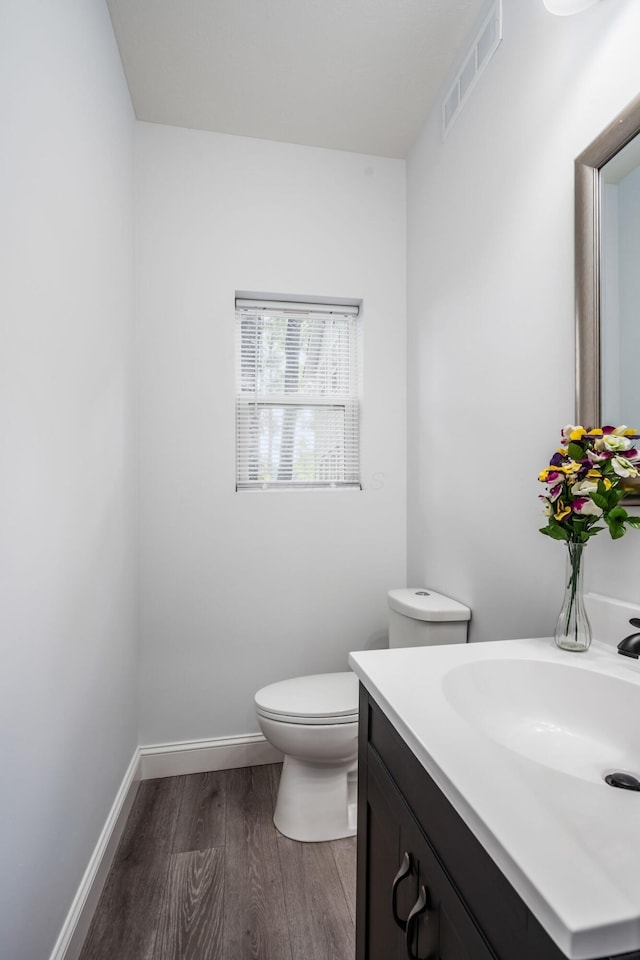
[349,634,640,960]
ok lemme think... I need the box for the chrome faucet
[617,618,640,659]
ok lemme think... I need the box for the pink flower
[572,497,602,517]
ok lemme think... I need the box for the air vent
[442,1,502,138]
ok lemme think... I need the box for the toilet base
[273,755,358,842]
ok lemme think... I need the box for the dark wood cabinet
[356,685,640,960]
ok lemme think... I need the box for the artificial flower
[571,479,598,496]
[561,425,582,444]
[554,503,571,521]
[597,433,632,453]
[611,456,639,479]
[548,483,563,502]
[572,497,602,517]
[539,425,640,543]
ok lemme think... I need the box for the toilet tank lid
[255,672,359,719]
[388,588,471,622]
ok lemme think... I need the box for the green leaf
[626,516,640,529]
[608,506,629,522]
[567,443,584,462]
[540,524,568,541]
[605,514,626,539]
[590,493,608,509]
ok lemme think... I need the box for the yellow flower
[555,503,571,521]
[586,469,602,479]
[586,428,603,436]
[556,446,568,455]
[558,462,581,475]
[569,428,586,441]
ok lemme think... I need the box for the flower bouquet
[539,425,640,650]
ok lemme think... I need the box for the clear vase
[554,541,592,652]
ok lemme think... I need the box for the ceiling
[106,0,485,158]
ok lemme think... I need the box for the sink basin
[442,659,640,782]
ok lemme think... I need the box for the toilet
[254,588,470,842]
[255,672,360,842]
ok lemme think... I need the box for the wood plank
[266,762,282,808]
[222,766,293,960]
[79,777,184,960]
[152,849,224,960]
[329,837,357,924]
[172,771,226,853]
[277,834,355,960]
[117,777,185,862]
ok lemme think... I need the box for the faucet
[617,618,640,658]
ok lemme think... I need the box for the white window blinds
[235,298,361,490]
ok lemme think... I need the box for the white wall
[136,123,407,743]
[0,2,136,958]
[407,0,640,643]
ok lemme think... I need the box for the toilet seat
[256,708,358,725]
[255,672,359,725]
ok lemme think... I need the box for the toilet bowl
[255,672,359,842]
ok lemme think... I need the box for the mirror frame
[575,92,640,428]
[575,93,640,504]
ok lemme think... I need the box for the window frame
[235,297,361,492]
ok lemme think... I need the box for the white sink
[442,658,640,782]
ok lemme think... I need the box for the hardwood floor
[79,764,356,960]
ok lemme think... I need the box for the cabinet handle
[405,885,432,960]
[391,851,414,929]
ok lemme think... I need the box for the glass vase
[554,541,592,652]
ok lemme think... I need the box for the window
[235,297,361,490]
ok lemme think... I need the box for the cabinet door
[401,810,495,960]
[363,744,497,960]
[363,755,418,960]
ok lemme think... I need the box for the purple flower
[548,483,563,502]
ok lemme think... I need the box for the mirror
[575,93,640,501]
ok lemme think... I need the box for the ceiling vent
[442,1,502,138]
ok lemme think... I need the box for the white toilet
[255,672,359,842]
[254,588,470,842]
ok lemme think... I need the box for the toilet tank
[388,588,470,648]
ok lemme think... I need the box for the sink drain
[604,772,640,791]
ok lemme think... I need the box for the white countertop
[349,637,640,960]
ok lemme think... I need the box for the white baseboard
[139,732,283,780]
[49,747,141,960]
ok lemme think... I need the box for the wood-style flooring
[79,764,356,960]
